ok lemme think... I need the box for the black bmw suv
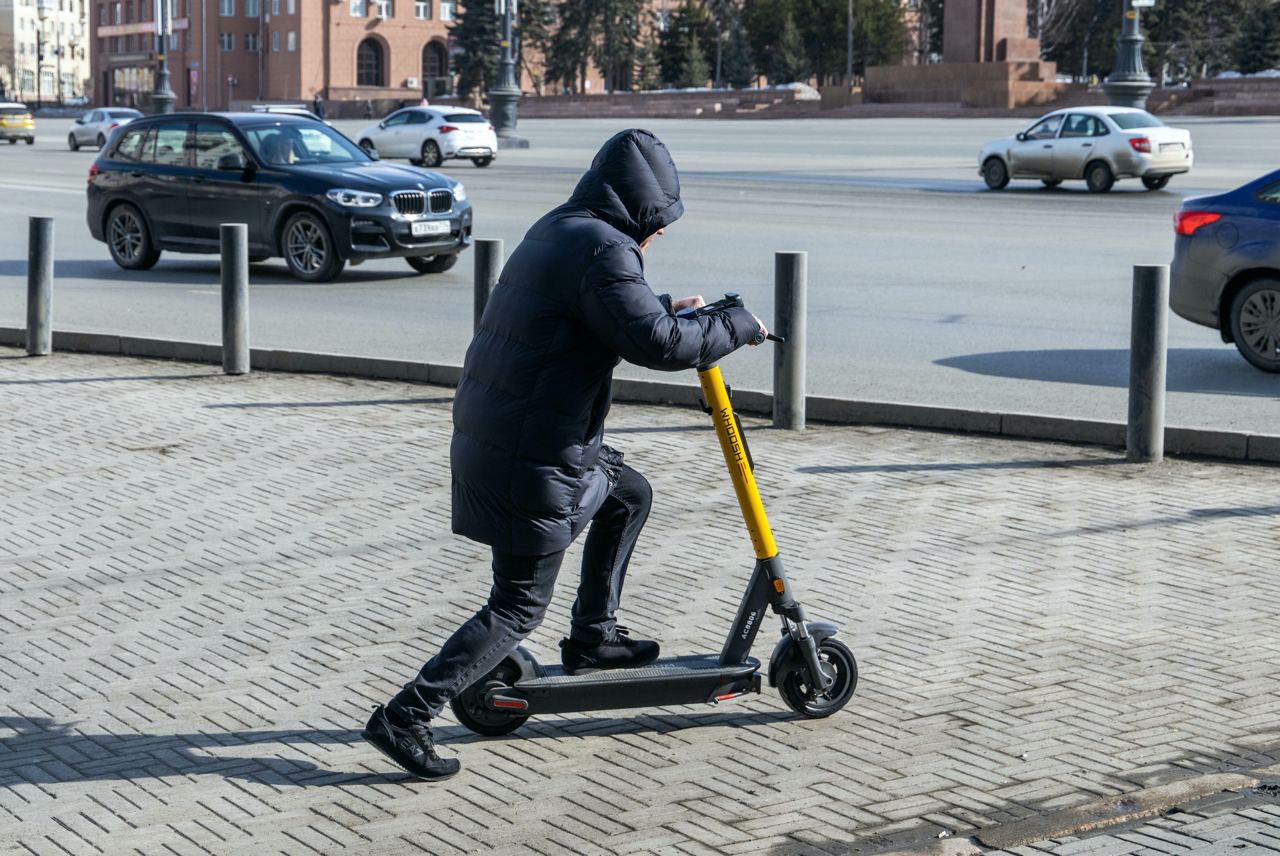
[87,112,472,282]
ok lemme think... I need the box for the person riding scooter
[362,129,767,781]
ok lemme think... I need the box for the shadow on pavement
[205,397,453,409]
[936,348,1277,397]
[0,710,793,788]
[797,458,1122,475]
[1043,503,1280,540]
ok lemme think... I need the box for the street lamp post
[150,0,177,114]
[486,0,528,148]
[1102,0,1155,109]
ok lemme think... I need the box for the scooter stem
[697,364,777,561]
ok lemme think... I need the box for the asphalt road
[1,115,1277,434]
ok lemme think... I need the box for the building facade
[91,0,456,111]
[1,0,91,104]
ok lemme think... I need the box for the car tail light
[1175,210,1222,236]
[87,163,99,184]
[1129,136,1152,154]
[108,122,119,129]
[439,125,458,133]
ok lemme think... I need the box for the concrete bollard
[1126,264,1169,463]
[220,223,250,375]
[773,251,807,430]
[27,216,53,357]
[473,238,503,333]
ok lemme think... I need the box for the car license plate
[1160,142,1184,152]
[411,220,450,237]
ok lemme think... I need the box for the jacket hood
[567,129,684,243]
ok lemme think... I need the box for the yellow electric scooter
[451,294,858,734]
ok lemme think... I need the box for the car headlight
[326,188,383,207]
[452,183,466,202]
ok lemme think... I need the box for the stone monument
[943,0,1041,64]
[863,0,1075,110]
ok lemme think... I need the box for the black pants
[390,463,653,720]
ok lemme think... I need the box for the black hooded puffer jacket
[450,129,760,556]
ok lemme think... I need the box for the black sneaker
[560,626,660,675]
[361,704,460,781]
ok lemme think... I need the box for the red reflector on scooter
[492,698,528,710]
[715,692,740,701]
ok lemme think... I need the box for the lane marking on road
[0,182,84,196]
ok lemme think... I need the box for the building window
[415,0,429,17]
[219,31,233,50]
[219,0,233,14]
[287,0,294,12]
[356,38,384,86]
[245,0,258,14]
[422,40,446,78]
[287,30,295,50]
[99,3,106,25]
[271,0,278,12]
[271,30,279,51]
[374,0,392,17]
[350,0,365,15]
[244,32,259,51]
[439,0,452,19]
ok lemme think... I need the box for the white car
[979,106,1193,193]
[356,107,497,168]
[68,107,142,150]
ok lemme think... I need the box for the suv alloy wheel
[281,211,345,282]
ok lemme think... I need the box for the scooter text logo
[720,407,744,466]
[741,609,758,640]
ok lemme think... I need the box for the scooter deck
[501,654,761,715]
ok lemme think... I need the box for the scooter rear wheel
[778,639,858,718]
[450,658,530,736]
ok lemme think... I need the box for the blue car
[1171,170,1280,372]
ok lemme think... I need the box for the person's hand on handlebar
[750,316,769,345]
[672,295,705,313]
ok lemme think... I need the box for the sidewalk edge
[2,328,1275,464]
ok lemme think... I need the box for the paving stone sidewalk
[2,347,1280,856]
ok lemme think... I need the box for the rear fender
[767,621,840,687]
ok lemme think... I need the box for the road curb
[2,327,1277,464]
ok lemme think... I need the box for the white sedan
[979,106,1193,193]
[68,107,142,150]
[355,106,497,168]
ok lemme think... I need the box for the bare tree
[1030,0,1081,60]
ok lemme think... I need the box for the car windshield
[443,113,487,123]
[242,122,367,165]
[1110,111,1163,130]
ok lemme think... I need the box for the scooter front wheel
[450,657,530,736]
[778,638,858,718]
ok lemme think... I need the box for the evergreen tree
[518,0,558,96]
[720,14,757,87]
[659,0,717,86]
[1234,0,1280,73]
[634,26,663,90]
[678,33,711,86]
[451,0,500,99]
[593,0,646,92]
[768,11,807,83]
[546,0,595,93]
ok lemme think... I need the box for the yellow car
[0,102,35,145]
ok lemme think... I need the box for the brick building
[91,0,456,111]
[1,0,91,104]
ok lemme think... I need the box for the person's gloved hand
[749,316,768,345]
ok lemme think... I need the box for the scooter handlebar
[675,292,785,344]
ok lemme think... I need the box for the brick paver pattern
[3,348,1280,856]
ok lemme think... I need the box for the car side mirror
[378,121,387,129]
[1016,132,1027,142]
[75,118,85,124]
[366,147,380,161]
[217,152,247,171]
